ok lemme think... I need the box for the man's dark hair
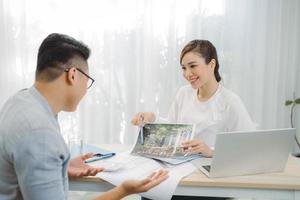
[36,33,90,81]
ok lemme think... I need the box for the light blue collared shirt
[0,87,70,200]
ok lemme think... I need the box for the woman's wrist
[205,148,214,157]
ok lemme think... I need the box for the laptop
[192,128,295,178]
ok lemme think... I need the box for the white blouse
[167,84,256,147]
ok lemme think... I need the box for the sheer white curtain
[0,0,299,146]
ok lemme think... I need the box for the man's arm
[14,129,68,200]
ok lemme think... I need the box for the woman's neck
[197,79,219,102]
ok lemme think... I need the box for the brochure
[131,123,201,164]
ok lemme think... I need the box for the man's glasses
[65,68,95,89]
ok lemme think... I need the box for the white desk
[69,145,300,200]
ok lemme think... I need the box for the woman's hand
[131,112,156,126]
[181,139,213,157]
[120,169,168,195]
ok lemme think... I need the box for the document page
[92,152,196,200]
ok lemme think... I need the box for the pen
[94,152,115,158]
[84,153,116,163]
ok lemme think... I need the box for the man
[0,33,168,200]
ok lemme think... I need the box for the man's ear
[66,67,77,86]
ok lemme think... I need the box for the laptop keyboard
[203,165,211,172]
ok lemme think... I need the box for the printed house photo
[132,123,194,158]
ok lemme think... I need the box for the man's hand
[131,112,156,126]
[181,139,213,157]
[121,169,169,195]
[93,170,169,200]
[68,153,104,177]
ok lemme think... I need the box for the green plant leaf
[295,98,300,104]
[285,100,294,106]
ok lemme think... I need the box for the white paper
[92,152,197,200]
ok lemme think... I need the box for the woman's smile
[188,76,199,85]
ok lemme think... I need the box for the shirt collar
[28,86,58,119]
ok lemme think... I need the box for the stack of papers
[89,123,203,200]
[92,152,197,200]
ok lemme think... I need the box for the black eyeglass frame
[65,67,95,89]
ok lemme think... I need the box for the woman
[132,39,256,158]
[132,39,255,200]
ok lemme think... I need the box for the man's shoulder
[1,89,48,124]
[0,89,58,150]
